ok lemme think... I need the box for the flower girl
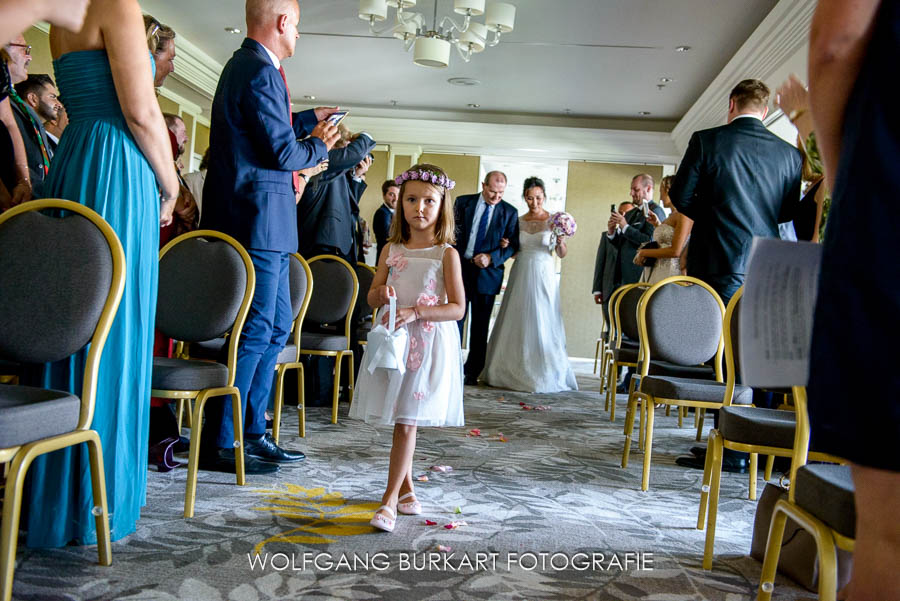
[350,163,465,533]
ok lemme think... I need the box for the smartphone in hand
[326,110,349,126]
[641,203,649,218]
[610,203,617,214]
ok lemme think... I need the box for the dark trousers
[203,250,293,450]
[703,273,744,308]
[458,292,495,381]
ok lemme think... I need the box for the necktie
[473,204,492,254]
[278,66,301,195]
[8,89,50,176]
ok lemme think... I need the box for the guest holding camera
[634,175,693,283]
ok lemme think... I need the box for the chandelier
[358,0,517,68]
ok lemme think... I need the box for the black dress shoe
[265,418,274,430]
[675,454,748,474]
[615,382,627,394]
[199,448,280,475]
[245,433,306,463]
[464,376,479,386]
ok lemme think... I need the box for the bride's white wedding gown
[480,218,578,393]
[641,222,684,284]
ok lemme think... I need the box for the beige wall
[560,162,663,357]
[418,153,481,199]
[23,28,53,78]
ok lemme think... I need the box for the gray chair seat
[189,337,227,361]
[795,464,856,538]
[648,360,715,380]
[640,376,753,405]
[719,406,795,448]
[301,332,349,351]
[612,347,639,363]
[276,343,298,364]
[0,386,80,447]
[152,357,228,391]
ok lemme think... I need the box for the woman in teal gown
[24,0,179,547]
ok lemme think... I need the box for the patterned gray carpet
[11,362,814,600]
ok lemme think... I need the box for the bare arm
[0,0,89,47]
[367,244,392,309]
[96,0,178,202]
[0,97,32,204]
[808,0,881,190]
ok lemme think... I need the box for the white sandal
[370,505,396,532]
[397,492,422,515]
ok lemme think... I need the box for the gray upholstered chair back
[0,211,112,363]
[289,254,308,320]
[156,238,247,342]
[645,282,723,366]
[618,285,645,341]
[306,259,355,324]
[352,264,375,325]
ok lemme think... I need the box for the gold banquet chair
[757,387,854,601]
[0,200,125,601]
[151,230,255,518]
[620,276,756,492]
[298,255,359,424]
[603,283,650,420]
[271,254,314,442]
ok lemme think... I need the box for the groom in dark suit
[454,171,520,385]
[200,0,340,474]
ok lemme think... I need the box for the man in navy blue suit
[453,171,520,385]
[372,179,399,262]
[200,0,340,474]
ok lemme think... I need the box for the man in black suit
[453,171,519,385]
[669,78,802,473]
[592,200,635,320]
[606,174,667,285]
[669,78,802,306]
[372,179,398,261]
[297,131,375,262]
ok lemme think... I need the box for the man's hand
[609,211,627,230]
[473,253,492,268]
[301,160,328,179]
[310,121,341,150]
[499,237,509,249]
[354,155,372,178]
[11,180,31,206]
[313,106,340,122]
[594,293,603,305]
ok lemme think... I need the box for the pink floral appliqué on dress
[386,253,409,278]
[417,293,439,333]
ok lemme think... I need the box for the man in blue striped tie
[453,171,520,385]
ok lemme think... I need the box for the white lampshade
[413,37,451,68]
[457,21,487,52]
[386,0,416,7]
[485,2,515,32]
[454,0,485,16]
[392,17,418,40]
[359,0,387,21]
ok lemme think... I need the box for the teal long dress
[24,50,159,547]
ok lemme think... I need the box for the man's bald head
[246,0,301,60]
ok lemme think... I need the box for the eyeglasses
[8,43,31,56]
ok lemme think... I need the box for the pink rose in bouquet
[549,211,577,238]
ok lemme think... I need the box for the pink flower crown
[395,169,456,190]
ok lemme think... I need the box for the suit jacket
[453,193,520,295]
[200,38,327,253]
[10,100,53,198]
[669,117,802,277]
[592,233,618,303]
[348,173,367,262]
[297,133,375,258]
[608,201,666,285]
[373,203,393,262]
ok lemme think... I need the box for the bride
[480,177,578,393]
[635,175,693,283]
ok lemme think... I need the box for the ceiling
[140,0,779,125]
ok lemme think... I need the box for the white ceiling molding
[171,36,222,99]
[349,116,681,165]
[670,0,816,155]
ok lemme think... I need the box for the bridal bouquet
[548,211,577,251]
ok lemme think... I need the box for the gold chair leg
[621,393,638,469]
[697,430,715,530]
[696,409,705,441]
[184,394,206,518]
[347,352,355,404]
[749,452,759,501]
[640,402,656,491]
[331,353,342,424]
[757,505,790,601]
[272,366,285,445]
[606,361,618,419]
[231,391,246,487]
[1,451,29,601]
[593,340,600,374]
[175,398,184,431]
[297,365,306,438]
[677,405,683,427]
[702,429,724,570]
[764,454,775,481]
[84,431,112,566]
[183,399,194,429]
[639,396,647,452]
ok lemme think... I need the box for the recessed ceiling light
[224,27,242,34]
[448,77,481,87]
[638,111,652,116]
[675,45,691,52]
[659,77,673,83]
[467,103,481,108]
[303,95,316,100]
